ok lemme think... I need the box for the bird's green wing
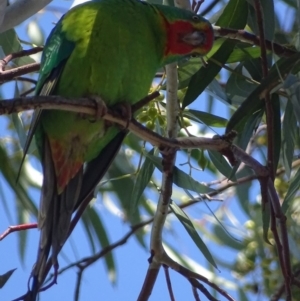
[77,130,128,210]
[22,17,75,158]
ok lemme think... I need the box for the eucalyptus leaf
[130,149,155,214]
[183,109,228,127]
[145,153,215,193]
[284,74,300,126]
[170,202,217,268]
[226,53,300,134]
[208,150,236,181]
[282,100,297,179]
[85,206,116,283]
[282,168,300,213]
[226,63,257,105]
[0,268,16,288]
[0,29,35,66]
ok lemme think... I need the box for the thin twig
[0,223,37,240]
[192,285,201,301]
[15,77,37,84]
[252,0,275,179]
[0,63,40,83]
[162,254,236,301]
[213,26,297,57]
[74,269,83,301]
[267,179,292,300]
[189,278,219,301]
[163,265,175,301]
[0,46,43,70]
[253,1,292,298]
[200,0,219,16]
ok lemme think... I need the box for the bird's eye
[192,15,199,20]
[191,53,199,58]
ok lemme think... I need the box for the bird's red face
[164,17,214,57]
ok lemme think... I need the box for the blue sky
[0,0,292,300]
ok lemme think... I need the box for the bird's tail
[29,137,83,300]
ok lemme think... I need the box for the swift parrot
[25,0,214,297]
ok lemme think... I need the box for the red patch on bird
[49,138,83,194]
[163,19,214,56]
[166,20,195,55]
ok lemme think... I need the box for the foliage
[1,0,300,300]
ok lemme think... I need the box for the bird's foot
[90,95,108,121]
[111,102,132,130]
[77,96,107,122]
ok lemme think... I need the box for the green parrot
[25,0,213,297]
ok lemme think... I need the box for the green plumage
[37,0,169,169]
[26,0,213,298]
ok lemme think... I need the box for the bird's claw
[90,95,108,121]
[111,102,132,130]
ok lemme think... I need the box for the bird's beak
[182,31,204,46]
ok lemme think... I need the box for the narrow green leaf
[0,143,37,216]
[183,40,237,108]
[86,206,116,283]
[235,109,263,152]
[288,235,300,261]
[0,29,35,66]
[272,94,281,172]
[282,168,300,213]
[163,242,195,270]
[184,109,228,127]
[247,0,275,40]
[12,82,27,150]
[206,79,231,106]
[108,153,141,223]
[227,46,264,64]
[81,211,96,254]
[131,149,155,214]
[243,58,263,81]
[197,149,208,170]
[226,63,257,105]
[108,153,145,247]
[262,195,271,244]
[208,150,236,181]
[177,57,204,89]
[213,224,244,250]
[235,170,251,217]
[170,202,217,268]
[216,0,248,27]
[282,100,296,179]
[17,204,28,264]
[226,52,300,134]
[145,154,214,193]
[284,74,300,126]
[238,287,250,301]
[182,0,249,108]
[0,178,13,223]
[12,113,27,150]
[0,268,16,288]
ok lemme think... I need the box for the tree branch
[0,94,233,157]
[213,26,297,57]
